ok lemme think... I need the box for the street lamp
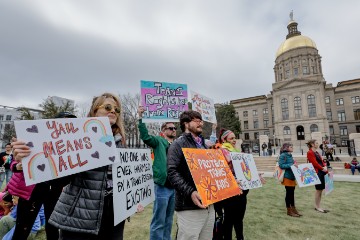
[273,134,276,155]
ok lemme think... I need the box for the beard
[188,124,202,136]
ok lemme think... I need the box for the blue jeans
[0,169,12,189]
[150,183,175,240]
[351,166,360,175]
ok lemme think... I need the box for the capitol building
[231,15,360,153]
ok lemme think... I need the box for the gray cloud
[0,1,359,109]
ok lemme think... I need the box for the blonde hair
[87,93,126,145]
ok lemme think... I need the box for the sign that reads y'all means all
[113,148,155,225]
[291,163,321,188]
[190,91,216,124]
[14,117,119,186]
[140,80,188,122]
[230,152,262,190]
[182,148,241,207]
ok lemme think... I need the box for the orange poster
[182,148,241,206]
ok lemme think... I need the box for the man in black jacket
[167,110,215,240]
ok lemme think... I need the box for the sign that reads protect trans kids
[291,163,321,188]
[14,117,119,186]
[230,152,262,190]
[182,148,241,207]
[190,91,216,123]
[113,148,155,225]
[140,80,188,122]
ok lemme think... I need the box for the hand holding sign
[191,191,206,209]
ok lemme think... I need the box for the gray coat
[49,138,124,235]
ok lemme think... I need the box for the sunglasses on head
[166,127,177,131]
[97,104,121,114]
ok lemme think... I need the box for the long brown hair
[87,93,126,145]
[306,139,316,149]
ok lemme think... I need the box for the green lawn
[4,179,360,240]
[125,178,359,240]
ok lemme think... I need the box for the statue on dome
[290,10,294,21]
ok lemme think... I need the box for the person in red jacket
[306,140,329,213]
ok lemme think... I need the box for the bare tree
[76,102,91,117]
[119,93,141,148]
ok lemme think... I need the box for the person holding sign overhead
[167,110,214,240]
[138,106,176,240]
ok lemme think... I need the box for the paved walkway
[262,172,360,183]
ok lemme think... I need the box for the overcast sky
[1,1,359,110]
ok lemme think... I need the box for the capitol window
[340,126,348,136]
[310,124,318,133]
[352,96,360,104]
[302,66,309,75]
[307,95,317,117]
[338,111,346,121]
[253,110,258,116]
[243,111,248,117]
[336,98,344,105]
[294,97,302,119]
[281,98,289,120]
[294,68,298,76]
[325,96,330,104]
[354,109,360,120]
[283,126,291,135]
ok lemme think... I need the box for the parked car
[252,145,259,153]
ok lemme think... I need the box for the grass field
[124,178,359,240]
[3,178,360,240]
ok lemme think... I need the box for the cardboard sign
[113,148,155,225]
[230,152,262,190]
[291,163,321,188]
[190,91,216,123]
[14,117,119,186]
[182,148,240,206]
[325,171,334,195]
[140,80,188,122]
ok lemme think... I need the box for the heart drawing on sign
[26,125,38,133]
[26,142,34,147]
[105,141,112,147]
[37,164,46,171]
[92,127,97,133]
[91,151,99,159]
[108,156,115,162]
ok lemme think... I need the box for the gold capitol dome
[276,11,317,58]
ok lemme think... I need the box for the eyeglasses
[191,119,203,124]
[166,127,177,131]
[96,104,121,114]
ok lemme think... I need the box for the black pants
[60,194,125,240]
[222,190,249,240]
[285,186,295,208]
[12,181,63,240]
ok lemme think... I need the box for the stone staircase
[253,155,359,175]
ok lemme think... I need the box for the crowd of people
[0,91,351,240]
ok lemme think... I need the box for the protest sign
[14,117,119,186]
[190,91,216,123]
[291,163,321,187]
[325,171,334,195]
[230,152,262,190]
[182,148,240,206]
[140,80,188,122]
[113,148,155,225]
